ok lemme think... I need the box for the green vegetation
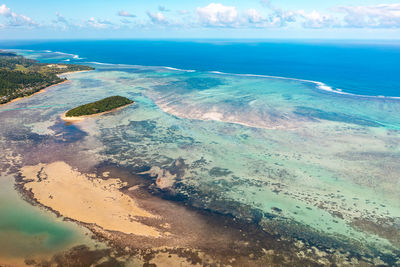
[0,50,94,104]
[65,96,133,117]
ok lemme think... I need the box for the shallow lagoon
[0,50,399,265]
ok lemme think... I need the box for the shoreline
[0,69,93,106]
[1,80,70,106]
[58,69,93,77]
[12,159,378,266]
[60,102,133,123]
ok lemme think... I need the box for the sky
[1,0,400,39]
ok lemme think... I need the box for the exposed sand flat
[21,161,160,237]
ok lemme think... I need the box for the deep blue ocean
[1,39,400,97]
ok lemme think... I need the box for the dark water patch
[352,217,400,248]
[26,245,122,267]
[294,106,383,127]
[146,172,399,265]
[127,120,157,135]
[154,76,225,94]
[4,128,49,143]
[76,78,104,89]
[338,151,400,161]
[209,167,233,177]
[190,157,209,168]
[49,119,88,143]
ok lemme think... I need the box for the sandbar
[20,161,160,237]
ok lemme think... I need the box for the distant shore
[1,79,70,106]
[0,69,93,106]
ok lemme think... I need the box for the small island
[0,50,94,104]
[63,96,133,121]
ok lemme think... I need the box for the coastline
[13,160,323,266]
[0,69,93,106]
[57,69,93,77]
[1,80,70,106]
[60,102,133,123]
[1,47,399,266]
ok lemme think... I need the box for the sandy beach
[60,102,133,123]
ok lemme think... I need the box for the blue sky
[1,0,400,39]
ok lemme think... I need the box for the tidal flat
[0,50,399,266]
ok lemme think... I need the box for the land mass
[64,96,134,119]
[0,50,94,104]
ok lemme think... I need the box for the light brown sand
[21,161,160,237]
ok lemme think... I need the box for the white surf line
[209,71,400,100]
[21,49,398,101]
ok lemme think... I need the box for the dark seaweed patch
[209,167,233,177]
[78,78,104,88]
[50,119,88,143]
[155,76,225,94]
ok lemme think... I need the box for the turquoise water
[0,175,96,264]
[1,49,400,265]
[1,40,400,97]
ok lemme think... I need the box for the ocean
[0,40,400,265]
[1,39,400,97]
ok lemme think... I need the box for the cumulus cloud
[194,2,297,28]
[245,8,264,24]
[0,4,37,27]
[0,4,11,16]
[146,11,168,25]
[298,10,337,28]
[3,2,400,32]
[118,10,136,18]
[333,4,400,28]
[86,17,113,28]
[196,3,239,27]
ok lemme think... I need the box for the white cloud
[245,8,264,24]
[196,3,239,27]
[298,10,337,28]
[333,4,400,28]
[147,11,168,25]
[118,10,136,18]
[0,4,11,16]
[194,3,297,28]
[2,2,400,33]
[86,17,113,28]
[0,4,37,27]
